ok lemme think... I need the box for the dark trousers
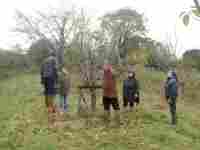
[168,96,177,125]
[103,96,120,111]
[123,97,134,108]
[43,77,56,96]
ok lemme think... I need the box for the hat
[167,71,173,78]
[129,71,135,77]
[103,64,112,72]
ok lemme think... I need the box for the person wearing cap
[123,71,140,111]
[40,51,58,125]
[165,71,178,126]
[58,67,71,113]
[102,62,120,124]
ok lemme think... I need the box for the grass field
[0,69,200,150]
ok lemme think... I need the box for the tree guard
[77,85,102,113]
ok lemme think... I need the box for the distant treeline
[0,50,30,79]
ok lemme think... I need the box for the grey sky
[0,0,198,56]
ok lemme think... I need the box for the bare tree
[101,8,147,65]
[180,0,200,26]
[193,0,200,13]
[164,31,180,56]
[14,8,77,66]
[72,10,103,112]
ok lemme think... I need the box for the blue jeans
[59,95,68,112]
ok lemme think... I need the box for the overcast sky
[0,0,198,56]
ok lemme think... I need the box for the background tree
[100,8,147,64]
[14,8,77,66]
[71,10,104,112]
[182,49,200,70]
[0,50,28,79]
[28,39,51,65]
[144,39,177,71]
[180,0,200,26]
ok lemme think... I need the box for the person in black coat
[123,71,140,111]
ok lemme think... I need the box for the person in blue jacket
[165,71,178,126]
[41,52,58,125]
[123,71,140,111]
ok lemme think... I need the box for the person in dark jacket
[165,71,178,126]
[41,52,58,124]
[123,71,139,111]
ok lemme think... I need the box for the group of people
[102,63,140,124]
[40,53,179,127]
[40,52,70,124]
[102,63,179,126]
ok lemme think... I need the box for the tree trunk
[57,18,66,67]
[57,47,64,67]
[91,89,96,112]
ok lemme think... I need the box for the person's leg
[44,78,57,127]
[103,97,111,124]
[45,95,49,108]
[63,95,68,112]
[135,96,140,106]
[44,79,49,108]
[169,97,177,125]
[45,77,57,113]
[129,100,134,111]
[171,97,177,125]
[59,95,64,112]
[47,95,56,125]
[123,97,128,108]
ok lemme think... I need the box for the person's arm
[40,63,44,85]
[165,80,170,101]
[123,80,126,100]
[135,79,140,97]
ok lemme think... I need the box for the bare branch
[193,0,200,13]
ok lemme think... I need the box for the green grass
[0,69,200,150]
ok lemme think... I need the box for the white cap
[167,71,172,78]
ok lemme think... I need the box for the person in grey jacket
[165,71,178,126]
